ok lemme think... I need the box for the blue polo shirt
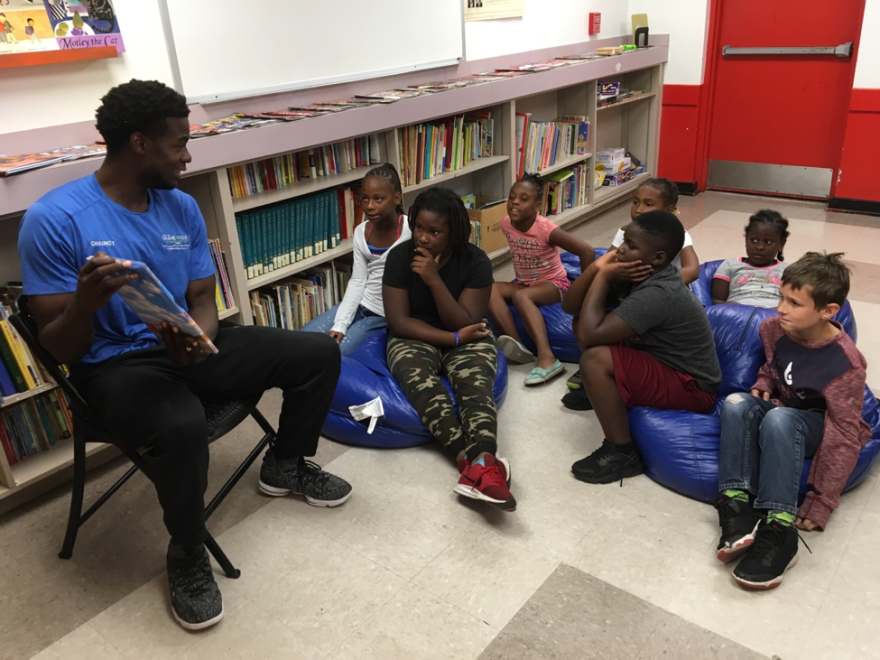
[18,174,216,364]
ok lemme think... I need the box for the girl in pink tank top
[488,175,596,386]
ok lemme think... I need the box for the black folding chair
[10,295,277,579]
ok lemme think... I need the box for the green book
[0,331,27,393]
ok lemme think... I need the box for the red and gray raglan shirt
[752,317,870,529]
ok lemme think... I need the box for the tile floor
[2,191,880,660]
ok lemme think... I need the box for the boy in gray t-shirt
[561,210,722,485]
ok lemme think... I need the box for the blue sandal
[524,360,565,386]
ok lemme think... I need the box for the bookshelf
[0,39,667,511]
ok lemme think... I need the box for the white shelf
[402,155,509,194]
[8,440,113,488]
[533,152,592,177]
[218,306,240,320]
[597,91,657,112]
[0,382,59,409]
[231,166,374,212]
[594,172,652,205]
[246,239,354,291]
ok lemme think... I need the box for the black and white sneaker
[259,453,352,507]
[166,543,223,631]
[571,440,645,484]
[562,388,593,411]
[714,495,761,563]
[733,519,800,590]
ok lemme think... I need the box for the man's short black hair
[95,79,189,155]
[632,210,685,263]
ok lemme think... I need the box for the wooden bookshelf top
[0,44,667,219]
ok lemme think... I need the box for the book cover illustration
[116,261,219,354]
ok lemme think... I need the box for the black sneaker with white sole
[562,388,593,411]
[259,453,352,507]
[571,440,645,484]
[167,543,223,631]
[714,495,761,563]
[733,519,800,590]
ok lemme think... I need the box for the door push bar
[722,42,853,58]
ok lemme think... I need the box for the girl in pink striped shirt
[489,175,595,386]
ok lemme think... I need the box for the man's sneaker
[566,369,583,390]
[167,543,223,631]
[714,495,761,563]
[571,440,645,484]
[732,519,799,590]
[453,455,516,510]
[259,453,352,507]
[562,388,593,411]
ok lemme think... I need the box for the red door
[703,0,865,199]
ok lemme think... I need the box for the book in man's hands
[115,260,218,354]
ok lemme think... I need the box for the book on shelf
[0,388,74,478]
[541,162,590,216]
[397,112,494,187]
[522,117,590,174]
[209,239,236,313]
[227,136,381,200]
[0,143,106,177]
[250,262,353,331]
[235,186,361,280]
[0,303,52,400]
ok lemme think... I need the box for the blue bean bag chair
[690,259,858,342]
[322,329,509,448]
[492,249,607,364]
[629,303,880,503]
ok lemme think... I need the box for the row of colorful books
[516,114,590,176]
[250,263,352,331]
[209,239,236,313]
[227,136,382,199]
[0,389,73,474]
[235,188,363,280]
[0,302,52,401]
[398,112,494,187]
[0,144,106,178]
[542,163,590,216]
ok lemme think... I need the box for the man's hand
[155,321,206,366]
[458,321,490,345]
[796,517,819,531]
[750,388,771,401]
[328,330,345,344]
[601,258,653,283]
[75,252,135,312]
[411,247,441,285]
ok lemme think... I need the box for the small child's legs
[718,393,824,516]
[488,281,562,369]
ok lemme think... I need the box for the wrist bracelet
[454,331,460,347]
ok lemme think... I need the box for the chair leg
[205,533,240,579]
[59,433,87,560]
[204,431,273,520]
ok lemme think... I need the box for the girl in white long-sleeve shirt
[302,163,411,354]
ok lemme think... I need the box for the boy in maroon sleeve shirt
[714,252,869,590]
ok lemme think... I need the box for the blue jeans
[718,392,824,515]
[300,304,387,355]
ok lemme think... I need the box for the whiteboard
[161,0,464,104]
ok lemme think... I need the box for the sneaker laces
[751,520,813,560]
[293,458,332,489]
[463,461,507,491]
[717,499,748,539]
[172,554,214,599]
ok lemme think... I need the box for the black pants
[72,325,341,547]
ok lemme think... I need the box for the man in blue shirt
[18,80,352,631]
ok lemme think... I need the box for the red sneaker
[453,455,516,511]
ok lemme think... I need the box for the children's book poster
[464,0,525,22]
[0,0,124,58]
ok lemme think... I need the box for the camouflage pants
[387,334,498,459]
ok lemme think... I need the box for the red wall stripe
[836,88,880,202]
[849,88,880,113]
[658,84,702,184]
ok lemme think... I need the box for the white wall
[0,0,173,135]
[627,0,709,84]
[854,0,880,88]
[464,0,630,61]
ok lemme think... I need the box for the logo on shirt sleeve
[162,234,190,251]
